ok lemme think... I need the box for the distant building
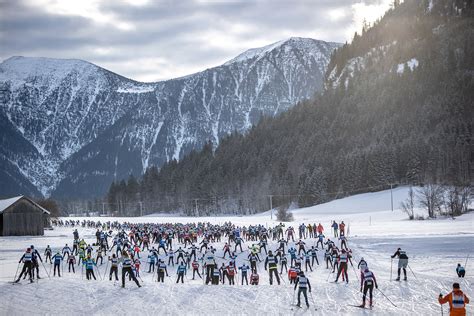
[0,196,51,236]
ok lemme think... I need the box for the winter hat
[453,283,460,289]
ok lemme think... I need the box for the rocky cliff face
[0,37,340,198]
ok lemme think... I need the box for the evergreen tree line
[105,0,473,216]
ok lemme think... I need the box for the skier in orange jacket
[438,282,470,316]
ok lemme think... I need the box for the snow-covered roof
[0,196,50,215]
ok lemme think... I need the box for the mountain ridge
[0,37,341,198]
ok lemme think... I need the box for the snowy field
[0,187,472,315]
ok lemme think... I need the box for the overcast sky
[0,0,392,82]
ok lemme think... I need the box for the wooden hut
[0,196,51,236]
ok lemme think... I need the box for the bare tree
[417,184,444,218]
[277,206,294,222]
[401,186,416,220]
[445,185,473,217]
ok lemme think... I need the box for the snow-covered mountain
[0,37,340,198]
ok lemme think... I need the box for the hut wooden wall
[2,200,44,236]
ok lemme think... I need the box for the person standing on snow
[391,248,409,281]
[176,261,187,283]
[67,253,76,273]
[84,255,97,280]
[44,245,52,264]
[360,268,378,308]
[331,221,338,237]
[239,263,250,285]
[121,252,141,288]
[15,248,34,283]
[335,249,349,283]
[109,254,119,281]
[30,245,43,279]
[264,250,280,285]
[52,251,63,277]
[191,259,202,280]
[438,282,470,316]
[157,259,169,282]
[294,271,312,308]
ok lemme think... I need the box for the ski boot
[395,277,400,281]
[403,276,407,281]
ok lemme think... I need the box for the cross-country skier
[316,234,325,249]
[239,263,250,285]
[391,248,409,281]
[157,259,169,282]
[288,246,297,266]
[211,263,221,285]
[30,245,43,279]
[250,269,259,285]
[456,264,466,278]
[360,268,378,309]
[167,248,175,266]
[358,257,368,280]
[176,261,187,283]
[84,255,97,280]
[296,240,306,255]
[438,282,470,316]
[147,251,157,273]
[304,251,312,272]
[121,252,141,288]
[310,246,319,266]
[339,235,348,250]
[264,250,280,285]
[234,236,244,252]
[204,249,216,284]
[288,266,298,284]
[280,253,288,274]
[277,238,288,253]
[335,249,349,283]
[294,271,312,308]
[67,253,76,273]
[226,262,237,285]
[44,245,52,263]
[52,251,63,277]
[191,259,202,280]
[324,248,332,269]
[223,242,231,258]
[331,221,338,237]
[248,252,260,272]
[15,248,33,283]
[109,254,119,280]
[62,244,72,259]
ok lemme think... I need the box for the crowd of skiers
[13,219,470,313]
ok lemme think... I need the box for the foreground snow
[0,187,472,315]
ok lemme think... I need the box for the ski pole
[376,288,397,307]
[326,268,333,282]
[390,258,393,281]
[309,291,318,311]
[465,254,469,270]
[440,303,443,316]
[292,288,296,305]
[407,264,418,280]
[103,260,109,280]
[12,262,21,282]
[351,264,360,282]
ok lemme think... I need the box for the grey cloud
[0,0,389,81]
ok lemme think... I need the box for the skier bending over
[294,271,312,308]
[456,264,465,278]
[391,248,408,281]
